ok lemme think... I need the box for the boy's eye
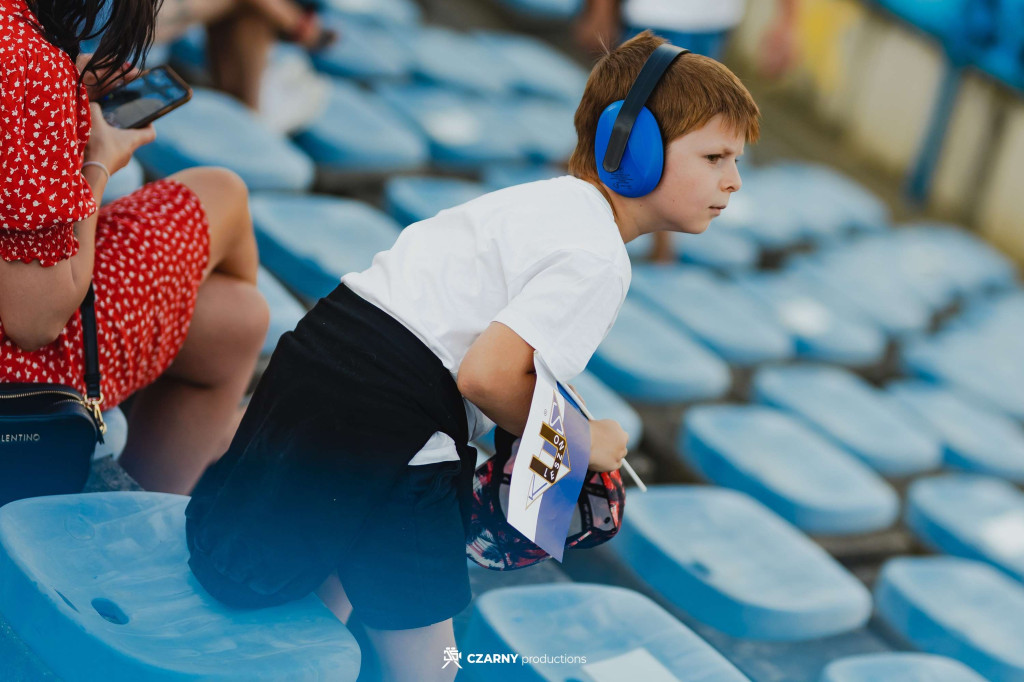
[706,155,723,163]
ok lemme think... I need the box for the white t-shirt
[623,0,747,33]
[342,177,631,465]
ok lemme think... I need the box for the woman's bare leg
[207,4,279,110]
[118,168,267,494]
[154,0,238,44]
[316,572,354,624]
[364,620,459,682]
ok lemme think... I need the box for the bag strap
[80,283,106,440]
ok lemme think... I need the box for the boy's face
[646,113,745,235]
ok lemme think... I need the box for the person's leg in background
[119,168,268,494]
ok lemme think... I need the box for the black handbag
[0,285,107,507]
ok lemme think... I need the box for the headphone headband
[602,44,690,174]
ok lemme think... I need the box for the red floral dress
[0,0,210,408]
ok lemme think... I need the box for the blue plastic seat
[709,172,806,251]
[91,408,128,462]
[875,556,1024,682]
[408,26,513,97]
[906,474,1024,582]
[735,271,887,367]
[630,265,793,366]
[682,405,899,535]
[462,584,749,682]
[383,176,488,227]
[875,0,975,45]
[250,193,401,301]
[973,0,1024,90]
[611,486,872,640]
[257,266,307,357]
[102,158,144,205]
[319,0,421,25]
[887,380,1024,481]
[821,653,987,682]
[570,371,643,451]
[376,83,526,167]
[625,229,760,272]
[292,79,428,174]
[0,492,360,681]
[752,365,942,477]
[473,31,588,103]
[502,96,577,163]
[493,0,582,19]
[311,14,414,81]
[481,163,564,190]
[588,297,731,403]
[134,88,315,192]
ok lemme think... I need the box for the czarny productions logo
[442,646,586,669]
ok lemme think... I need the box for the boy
[185,31,760,682]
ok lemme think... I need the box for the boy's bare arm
[457,322,536,437]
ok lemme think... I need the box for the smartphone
[97,65,192,129]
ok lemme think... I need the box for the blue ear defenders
[595,44,690,198]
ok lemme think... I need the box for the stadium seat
[250,193,401,301]
[973,0,1024,90]
[0,493,360,681]
[383,176,488,227]
[102,159,144,205]
[624,226,761,272]
[630,265,793,366]
[887,380,1024,481]
[481,163,564,190]
[875,556,1024,682]
[820,653,987,682]
[473,31,589,103]
[708,172,805,250]
[461,584,749,681]
[408,26,514,96]
[681,405,899,535]
[735,271,887,367]
[376,83,526,167]
[502,96,578,163]
[587,297,731,403]
[610,486,872,640]
[319,0,421,25]
[492,0,583,20]
[311,14,414,81]
[569,371,644,451]
[134,88,315,192]
[906,474,1024,582]
[257,266,307,357]
[752,365,943,477]
[91,408,128,462]
[292,79,429,175]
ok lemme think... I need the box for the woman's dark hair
[29,0,162,86]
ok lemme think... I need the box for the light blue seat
[820,653,987,682]
[462,584,749,682]
[570,371,643,451]
[257,266,306,357]
[91,408,128,462]
[168,26,207,76]
[588,297,731,403]
[376,83,526,167]
[493,0,583,19]
[311,14,413,80]
[905,292,1024,420]
[319,0,421,25]
[735,271,887,367]
[906,474,1024,583]
[383,176,487,227]
[250,193,401,301]
[875,0,973,44]
[408,26,513,97]
[134,88,315,192]
[625,229,761,272]
[973,0,1024,91]
[481,163,564,190]
[503,96,577,163]
[887,380,1024,481]
[682,405,899,535]
[473,31,588,103]
[709,171,805,250]
[292,79,428,174]
[102,158,144,205]
[875,556,1024,682]
[787,249,933,338]
[611,486,872,640]
[753,365,942,477]
[630,265,793,366]
[0,492,360,681]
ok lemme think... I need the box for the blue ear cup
[595,101,665,198]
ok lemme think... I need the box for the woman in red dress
[0,0,269,494]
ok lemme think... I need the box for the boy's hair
[569,31,761,185]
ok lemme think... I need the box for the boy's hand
[588,418,628,472]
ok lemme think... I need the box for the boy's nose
[723,167,742,193]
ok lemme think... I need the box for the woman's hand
[588,418,629,472]
[84,103,156,175]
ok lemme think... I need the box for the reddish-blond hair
[569,31,760,184]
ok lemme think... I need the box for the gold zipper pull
[85,394,107,442]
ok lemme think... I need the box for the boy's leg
[364,620,458,682]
